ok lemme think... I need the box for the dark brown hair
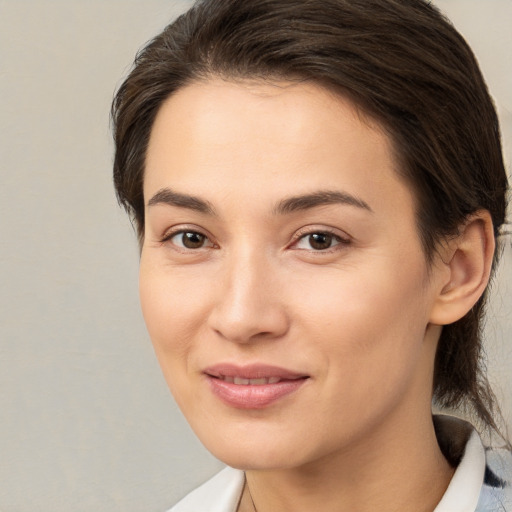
[112,0,509,433]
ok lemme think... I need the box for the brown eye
[170,231,209,249]
[308,232,334,250]
[294,230,348,251]
[181,232,206,249]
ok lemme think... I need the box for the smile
[217,376,284,385]
[203,364,309,409]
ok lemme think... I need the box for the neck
[242,408,454,512]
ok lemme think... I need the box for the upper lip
[203,363,309,380]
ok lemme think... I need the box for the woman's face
[140,80,445,470]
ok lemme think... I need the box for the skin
[139,79,492,511]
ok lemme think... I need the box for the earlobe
[429,211,495,326]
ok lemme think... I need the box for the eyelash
[160,227,215,250]
[159,227,351,252]
[290,228,351,252]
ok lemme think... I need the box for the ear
[429,210,495,326]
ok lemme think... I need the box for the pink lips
[204,363,309,409]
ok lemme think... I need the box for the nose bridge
[208,242,288,343]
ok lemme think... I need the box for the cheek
[139,263,204,360]
[296,259,427,335]
[294,254,430,382]
[138,264,210,416]
[291,271,430,448]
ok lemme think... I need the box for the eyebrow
[147,188,216,215]
[273,190,373,215]
[147,187,372,216]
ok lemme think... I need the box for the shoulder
[168,466,245,512]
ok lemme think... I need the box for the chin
[210,446,302,471]
[193,424,317,471]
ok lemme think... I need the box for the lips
[218,376,281,385]
[203,363,309,409]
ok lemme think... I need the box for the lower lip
[206,376,308,409]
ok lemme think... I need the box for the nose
[207,250,290,344]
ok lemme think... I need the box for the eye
[165,230,214,249]
[294,231,348,251]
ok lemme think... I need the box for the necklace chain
[245,473,257,512]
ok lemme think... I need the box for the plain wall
[0,1,510,511]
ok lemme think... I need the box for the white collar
[434,428,486,512]
[170,466,244,512]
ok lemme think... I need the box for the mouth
[203,364,309,409]
[211,375,295,385]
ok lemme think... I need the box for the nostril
[207,283,290,343]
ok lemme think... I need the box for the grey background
[0,1,510,511]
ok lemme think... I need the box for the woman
[111,0,511,510]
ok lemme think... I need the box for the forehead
[148,79,387,152]
[144,78,413,218]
